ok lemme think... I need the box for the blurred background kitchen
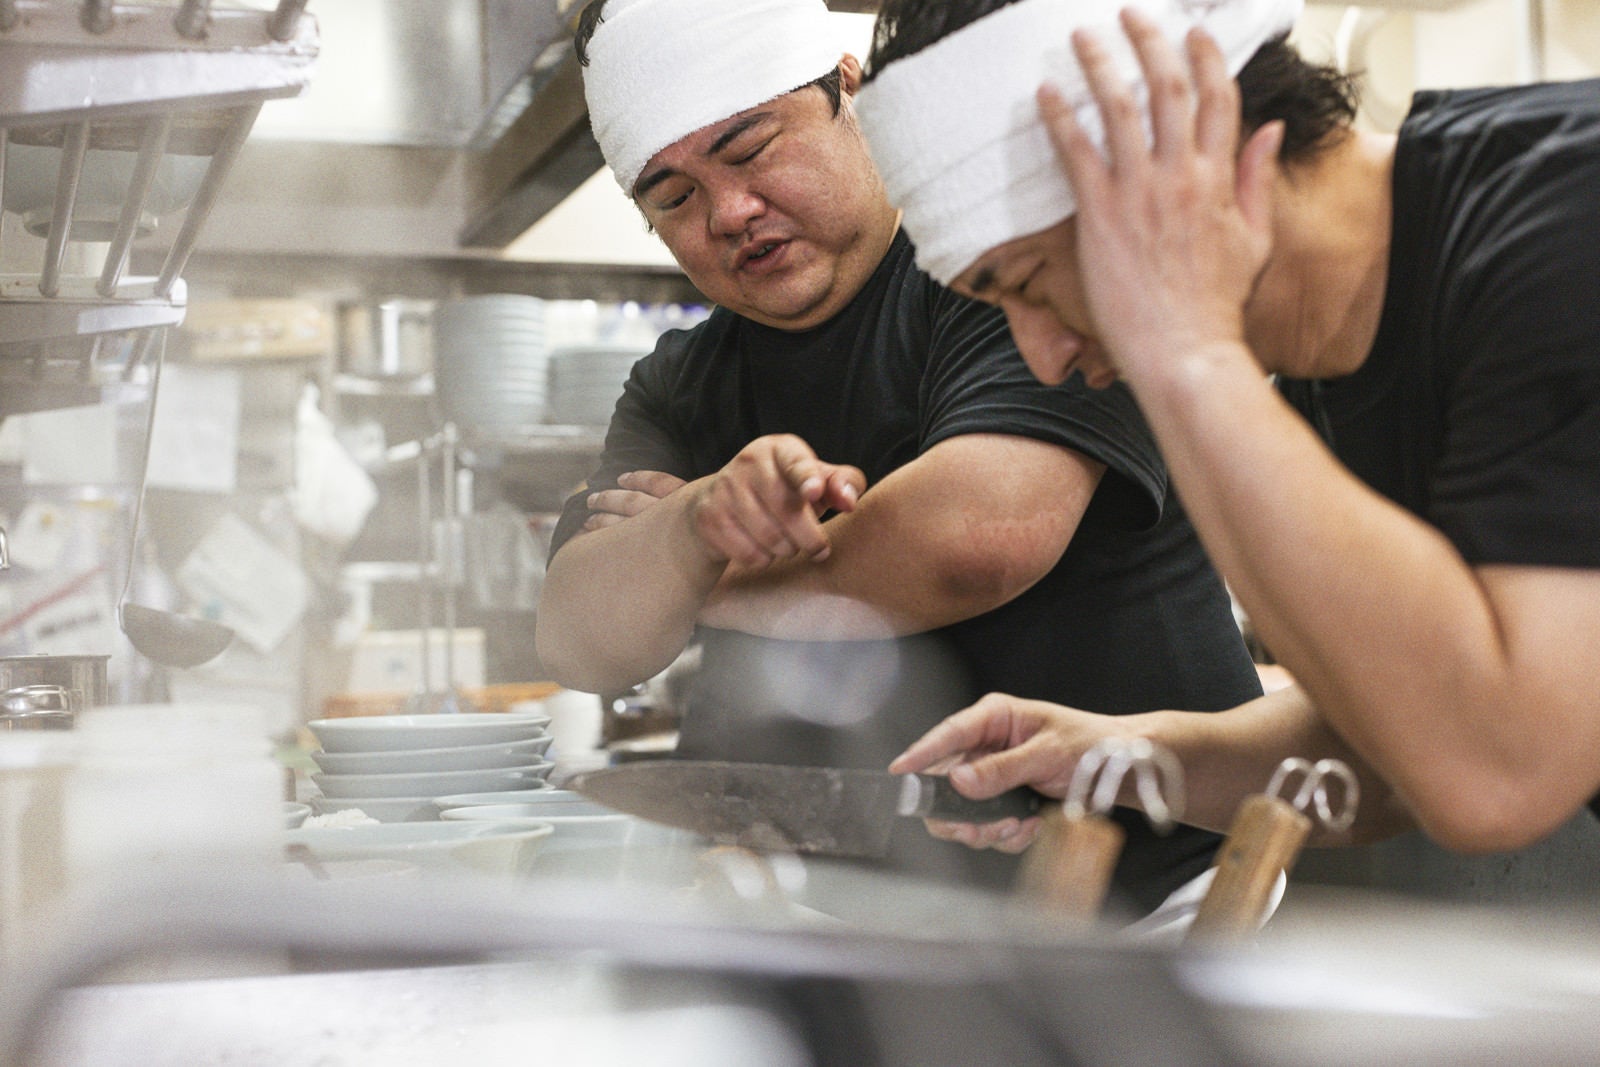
[2,0,1598,914]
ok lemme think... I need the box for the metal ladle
[116,333,234,669]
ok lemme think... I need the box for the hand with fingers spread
[888,692,1140,854]
[680,433,865,569]
[1040,9,1282,382]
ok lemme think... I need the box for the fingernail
[841,484,859,503]
[800,476,823,497]
[586,493,598,507]
[812,545,831,562]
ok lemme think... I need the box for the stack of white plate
[544,345,649,426]
[432,295,549,431]
[305,712,555,823]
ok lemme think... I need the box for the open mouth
[739,239,788,271]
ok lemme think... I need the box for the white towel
[856,0,1303,284]
[582,0,844,193]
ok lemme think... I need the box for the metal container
[338,300,435,379]
[0,655,110,731]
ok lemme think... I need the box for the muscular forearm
[535,487,725,693]
[1132,685,1410,846]
[1127,348,1589,849]
[700,434,1099,639]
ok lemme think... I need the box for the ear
[839,53,863,95]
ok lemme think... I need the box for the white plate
[283,821,553,872]
[310,734,553,775]
[306,713,553,754]
[433,788,597,813]
[313,760,554,799]
[438,797,618,820]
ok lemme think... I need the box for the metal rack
[0,0,318,419]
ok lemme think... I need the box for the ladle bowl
[119,603,234,670]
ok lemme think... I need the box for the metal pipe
[39,121,91,299]
[267,0,309,42]
[153,102,260,299]
[172,0,210,39]
[0,129,8,265]
[98,113,173,298]
[79,0,114,35]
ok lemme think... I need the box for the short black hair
[864,0,1359,163]
[574,0,844,116]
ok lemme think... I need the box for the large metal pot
[0,654,109,731]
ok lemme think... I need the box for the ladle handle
[117,331,165,613]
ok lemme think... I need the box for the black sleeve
[918,285,1169,528]
[545,339,694,562]
[1430,140,1600,568]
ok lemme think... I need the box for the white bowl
[282,802,312,829]
[309,734,553,775]
[312,761,554,799]
[306,713,553,754]
[308,795,441,824]
[1,141,209,241]
[283,820,554,875]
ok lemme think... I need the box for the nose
[1000,297,1081,386]
[706,179,765,238]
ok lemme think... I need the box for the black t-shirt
[551,231,1262,912]
[1281,79,1600,819]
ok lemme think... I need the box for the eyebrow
[632,113,773,200]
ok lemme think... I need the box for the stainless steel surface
[0,863,1242,1067]
[569,760,1045,858]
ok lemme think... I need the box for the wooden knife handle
[914,775,1048,822]
[1015,807,1125,921]
[1189,793,1311,942]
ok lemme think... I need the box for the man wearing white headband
[537,0,1270,915]
[867,1,1600,876]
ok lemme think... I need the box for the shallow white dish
[312,760,555,799]
[438,797,618,821]
[283,802,312,829]
[307,712,553,754]
[309,734,553,775]
[308,795,440,824]
[283,820,554,875]
[432,788,600,814]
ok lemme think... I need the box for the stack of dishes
[305,712,555,823]
[432,295,549,431]
[544,345,649,426]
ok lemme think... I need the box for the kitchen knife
[566,760,1049,859]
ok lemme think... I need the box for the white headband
[582,0,844,193]
[857,0,1303,284]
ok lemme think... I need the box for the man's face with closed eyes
[949,216,1119,389]
[632,56,900,332]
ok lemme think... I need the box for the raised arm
[1042,12,1600,850]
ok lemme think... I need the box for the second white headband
[857,0,1303,284]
